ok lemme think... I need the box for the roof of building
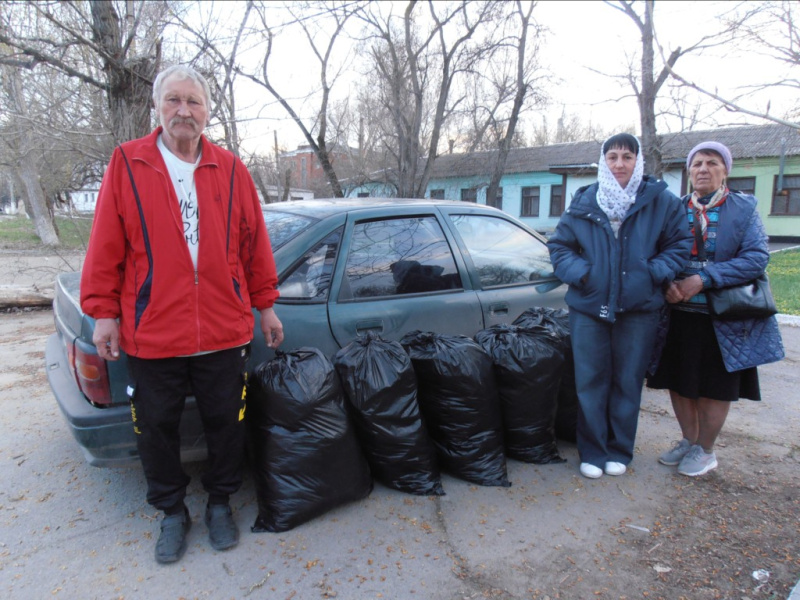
[429,123,800,179]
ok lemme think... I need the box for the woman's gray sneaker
[658,438,692,466]
[677,445,718,476]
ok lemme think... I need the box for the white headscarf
[596,135,644,234]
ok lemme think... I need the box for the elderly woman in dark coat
[647,141,784,476]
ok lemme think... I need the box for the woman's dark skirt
[647,309,760,401]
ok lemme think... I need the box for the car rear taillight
[73,343,112,406]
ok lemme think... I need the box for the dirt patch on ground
[631,455,800,600]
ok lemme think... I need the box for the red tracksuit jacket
[81,128,279,359]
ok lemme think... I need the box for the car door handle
[356,319,384,335]
[489,302,509,316]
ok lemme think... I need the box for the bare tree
[606,1,684,177]
[655,0,800,130]
[605,0,739,176]
[359,0,505,198]
[0,1,168,244]
[0,66,59,245]
[166,2,255,156]
[231,1,364,198]
[484,1,541,210]
[0,1,166,144]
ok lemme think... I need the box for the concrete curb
[776,313,800,327]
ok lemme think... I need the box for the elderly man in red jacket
[81,64,283,564]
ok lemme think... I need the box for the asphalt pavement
[1,310,799,599]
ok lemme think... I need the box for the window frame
[727,177,756,195]
[549,184,565,217]
[771,174,800,216]
[520,186,540,217]
[486,186,503,210]
[461,188,478,203]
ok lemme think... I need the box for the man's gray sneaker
[155,505,191,564]
[659,438,692,466]
[677,444,718,477]
[205,503,239,551]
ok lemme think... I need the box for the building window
[430,189,445,199]
[357,192,369,198]
[461,188,478,203]
[727,177,755,195]
[521,186,540,217]
[550,185,565,217]
[487,187,503,210]
[772,175,800,216]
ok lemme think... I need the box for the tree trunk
[3,66,60,245]
[638,1,663,178]
[91,1,159,143]
[17,160,59,246]
[486,2,534,209]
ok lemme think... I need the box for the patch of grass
[0,214,93,251]
[768,248,800,316]
[54,214,94,250]
[0,215,41,246]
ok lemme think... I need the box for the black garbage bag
[248,347,372,533]
[399,331,509,487]
[513,308,577,443]
[475,324,566,464]
[333,333,444,496]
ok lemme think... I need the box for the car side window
[344,217,462,299]
[449,214,554,287]
[278,229,342,300]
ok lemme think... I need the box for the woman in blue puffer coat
[647,141,784,477]
[548,133,692,479]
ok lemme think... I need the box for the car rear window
[263,210,318,250]
[450,214,555,287]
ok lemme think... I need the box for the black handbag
[693,212,777,320]
[705,273,777,320]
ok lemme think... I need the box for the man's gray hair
[152,65,212,108]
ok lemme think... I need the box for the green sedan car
[46,198,566,467]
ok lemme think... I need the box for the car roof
[262,197,492,219]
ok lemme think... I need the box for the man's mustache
[169,117,200,129]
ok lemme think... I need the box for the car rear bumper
[45,333,207,468]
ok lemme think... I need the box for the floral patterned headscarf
[596,135,644,233]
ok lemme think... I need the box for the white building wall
[662,169,684,197]
[71,189,100,212]
[564,175,595,209]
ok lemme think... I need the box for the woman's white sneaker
[604,461,626,476]
[580,462,603,478]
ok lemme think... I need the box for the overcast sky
[207,1,795,154]
[535,0,792,135]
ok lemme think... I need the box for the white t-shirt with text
[157,135,201,268]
